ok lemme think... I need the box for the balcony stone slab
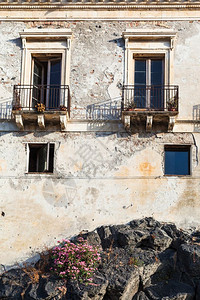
[122,110,178,132]
[12,110,69,131]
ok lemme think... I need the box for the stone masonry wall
[1,20,200,120]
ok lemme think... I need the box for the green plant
[13,103,22,111]
[167,95,178,111]
[127,101,136,111]
[128,257,144,267]
[51,237,101,284]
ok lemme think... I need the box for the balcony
[12,85,70,130]
[122,85,179,132]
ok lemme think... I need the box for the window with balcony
[164,146,190,176]
[12,29,72,130]
[122,29,178,112]
[122,29,178,132]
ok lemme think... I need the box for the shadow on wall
[108,38,125,50]
[193,105,200,132]
[86,96,122,121]
[0,100,12,120]
[8,37,22,49]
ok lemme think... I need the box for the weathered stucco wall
[1,20,200,122]
[0,130,200,267]
[0,19,200,267]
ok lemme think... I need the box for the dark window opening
[32,54,61,109]
[134,57,164,109]
[28,143,54,173]
[164,146,190,176]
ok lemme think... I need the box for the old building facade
[0,1,200,267]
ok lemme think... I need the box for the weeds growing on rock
[22,249,51,284]
[128,257,144,267]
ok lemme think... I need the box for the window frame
[133,56,165,109]
[31,54,62,109]
[133,55,165,86]
[123,29,176,87]
[20,29,72,88]
[164,145,191,176]
[25,142,55,174]
[128,50,171,96]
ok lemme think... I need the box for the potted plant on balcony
[167,95,178,111]
[126,101,136,111]
[13,103,22,111]
[60,105,67,111]
[35,103,45,112]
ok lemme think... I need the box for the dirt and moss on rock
[1,217,200,300]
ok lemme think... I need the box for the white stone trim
[1,4,200,9]
[15,114,24,130]
[123,29,176,86]
[37,115,45,129]
[146,115,153,132]
[20,29,72,40]
[168,116,176,131]
[20,29,72,88]
[60,114,67,131]
[123,29,176,39]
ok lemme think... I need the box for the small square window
[164,146,190,176]
[28,143,54,173]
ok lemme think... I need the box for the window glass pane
[50,60,61,85]
[38,145,48,172]
[151,73,163,85]
[134,60,146,86]
[49,60,61,108]
[151,59,164,109]
[151,60,163,73]
[135,73,146,85]
[33,61,42,85]
[151,60,163,86]
[135,60,146,71]
[165,147,190,175]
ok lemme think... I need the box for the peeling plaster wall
[0,22,25,102]
[1,20,200,120]
[0,20,200,266]
[0,131,200,267]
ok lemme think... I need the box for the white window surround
[20,29,72,86]
[25,142,55,174]
[122,29,176,86]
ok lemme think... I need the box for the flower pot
[134,108,147,111]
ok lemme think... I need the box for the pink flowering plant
[51,237,101,284]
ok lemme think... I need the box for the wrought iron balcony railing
[13,84,70,115]
[122,85,179,112]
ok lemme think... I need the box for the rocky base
[1,218,200,299]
